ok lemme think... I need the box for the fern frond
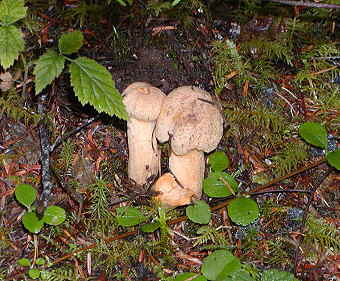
[40,266,76,281]
[271,142,309,177]
[303,215,340,257]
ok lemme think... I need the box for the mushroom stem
[127,118,160,185]
[169,150,205,202]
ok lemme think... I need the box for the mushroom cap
[152,173,194,207]
[123,82,166,121]
[155,86,223,155]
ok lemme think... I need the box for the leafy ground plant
[33,30,127,119]
[299,122,340,170]
[187,151,260,226]
[0,0,26,69]
[15,184,66,233]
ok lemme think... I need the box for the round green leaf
[227,198,259,226]
[42,206,66,225]
[15,184,37,208]
[203,172,238,198]
[326,149,340,170]
[22,212,44,234]
[261,269,298,281]
[58,30,84,55]
[141,221,160,233]
[17,258,31,267]
[35,258,45,265]
[227,269,255,281]
[186,200,211,224]
[208,151,230,171]
[299,122,327,148]
[201,250,241,280]
[28,268,41,279]
[116,206,147,227]
[174,273,207,281]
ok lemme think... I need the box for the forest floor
[0,1,339,281]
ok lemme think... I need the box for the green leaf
[58,30,84,55]
[171,0,182,6]
[15,184,37,208]
[0,0,27,25]
[173,273,207,281]
[141,221,160,233]
[299,122,327,149]
[326,149,340,170]
[261,269,298,281]
[35,258,45,265]
[33,50,65,95]
[69,57,128,119]
[203,171,238,198]
[17,258,31,267]
[208,151,230,172]
[116,206,146,227]
[22,212,44,233]
[226,269,255,281]
[28,268,41,279]
[0,25,24,69]
[201,250,241,280]
[42,206,66,226]
[227,198,259,226]
[186,200,211,224]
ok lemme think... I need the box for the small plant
[33,30,127,120]
[0,0,27,69]
[15,184,66,233]
[299,122,340,170]
[172,249,299,281]
[186,151,260,226]
[17,257,46,280]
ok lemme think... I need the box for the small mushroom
[122,82,165,185]
[153,86,223,207]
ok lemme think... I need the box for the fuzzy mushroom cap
[123,82,166,121]
[155,86,223,155]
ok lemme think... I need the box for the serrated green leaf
[42,206,66,226]
[261,269,298,281]
[173,273,207,281]
[15,184,37,208]
[17,258,31,267]
[116,206,146,227]
[33,50,65,94]
[299,122,327,149]
[0,25,24,69]
[326,149,340,170]
[0,0,27,25]
[141,221,160,232]
[208,151,230,171]
[227,198,259,226]
[28,268,41,279]
[22,212,44,234]
[186,200,211,224]
[58,30,84,55]
[203,171,238,198]
[69,57,128,119]
[201,250,241,280]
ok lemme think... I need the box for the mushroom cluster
[123,83,223,208]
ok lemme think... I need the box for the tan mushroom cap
[155,86,223,155]
[153,173,194,208]
[123,82,166,121]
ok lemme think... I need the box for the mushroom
[153,86,223,207]
[122,82,165,185]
